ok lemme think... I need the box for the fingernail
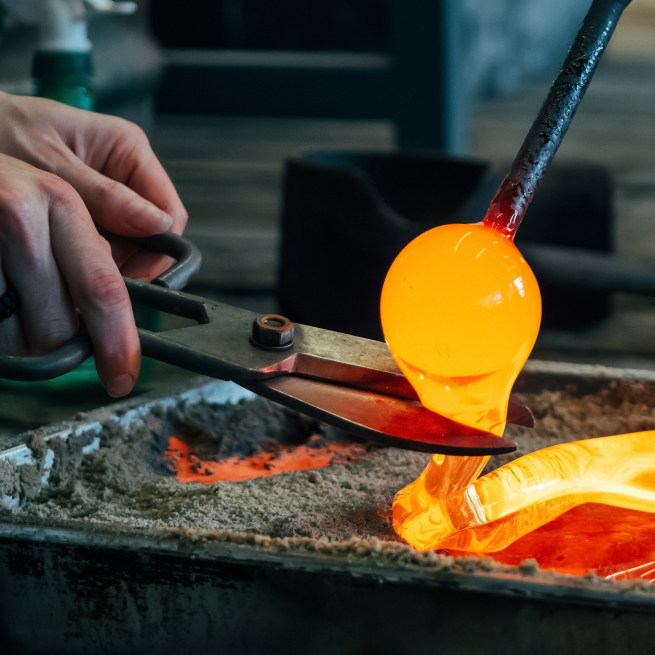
[106,373,135,398]
[144,207,173,233]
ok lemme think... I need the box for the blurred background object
[152,0,590,152]
[0,0,162,127]
[4,0,655,435]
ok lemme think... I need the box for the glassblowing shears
[0,233,532,455]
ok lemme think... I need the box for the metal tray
[2,361,655,655]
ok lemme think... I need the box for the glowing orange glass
[380,222,541,436]
[382,221,655,576]
[393,431,655,554]
[381,0,638,571]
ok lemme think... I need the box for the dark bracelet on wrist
[0,282,20,323]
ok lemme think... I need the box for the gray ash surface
[5,397,422,541]
[6,380,655,542]
[170,398,347,461]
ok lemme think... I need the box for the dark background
[151,0,392,52]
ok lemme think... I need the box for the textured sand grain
[7,380,655,542]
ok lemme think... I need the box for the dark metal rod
[484,0,632,237]
[130,232,202,290]
[0,332,92,382]
[125,280,209,323]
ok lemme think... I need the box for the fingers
[57,161,174,237]
[0,96,183,235]
[58,161,176,281]
[0,96,188,288]
[102,126,186,281]
[0,170,76,356]
[48,183,141,397]
[1,213,78,356]
[117,251,174,282]
[61,118,187,235]
[55,119,187,282]
[94,121,188,235]
[0,95,187,237]
[0,153,140,397]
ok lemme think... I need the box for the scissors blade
[507,393,535,428]
[241,376,518,456]
[126,285,531,451]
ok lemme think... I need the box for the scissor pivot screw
[250,314,295,351]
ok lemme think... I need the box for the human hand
[0,154,140,396]
[0,92,187,397]
[0,92,187,281]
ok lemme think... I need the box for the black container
[279,152,613,340]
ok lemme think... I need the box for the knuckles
[46,175,82,207]
[30,312,77,355]
[0,183,47,253]
[0,169,89,258]
[108,118,150,159]
[116,119,149,147]
[77,265,130,313]
[0,187,41,224]
[0,167,81,224]
[88,176,122,211]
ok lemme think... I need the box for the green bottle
[33,50,94,110]
[32,0,95,110]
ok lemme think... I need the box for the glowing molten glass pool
[381,222,541,435]
[392,431,655,580]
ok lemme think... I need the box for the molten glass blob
[380,223,541,436]
[393,431,655,554]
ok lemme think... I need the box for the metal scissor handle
[0,232,202,381]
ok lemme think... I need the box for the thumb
[58,162,173,237]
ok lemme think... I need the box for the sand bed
[3,379,655,544]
